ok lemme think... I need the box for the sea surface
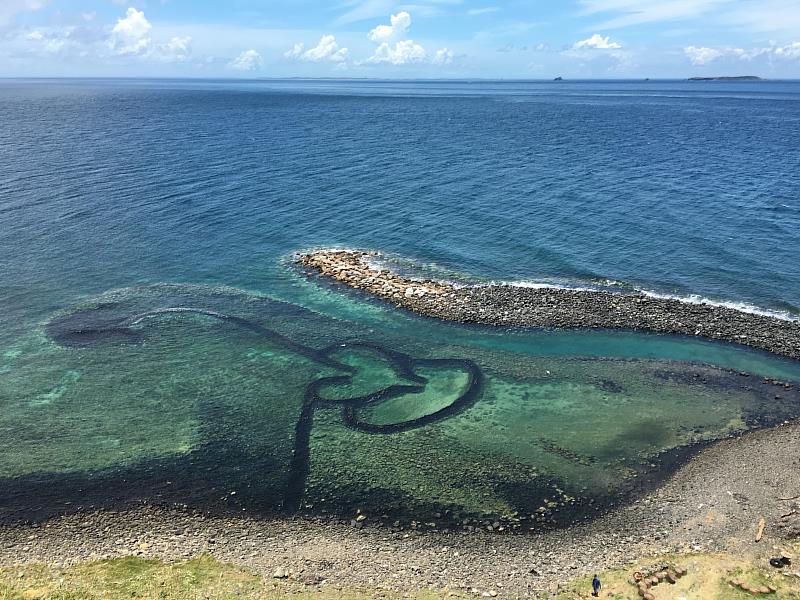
[1,78,800,526]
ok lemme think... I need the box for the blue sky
[1,0,799,78]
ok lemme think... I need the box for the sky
[1,0,799,78]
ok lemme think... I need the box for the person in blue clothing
[592,574,601,597]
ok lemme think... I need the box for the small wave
[296,249,800,323]
[484,279,600,293]
[637,290,799,322]
[475,278,799,321]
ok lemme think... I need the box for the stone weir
[297,249,800,362]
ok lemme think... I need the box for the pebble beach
[2,421,799,598]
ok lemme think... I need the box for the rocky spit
[297,249,800,361]
[2,421,799,598]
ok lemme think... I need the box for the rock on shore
[297,249,800,361]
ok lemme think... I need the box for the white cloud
[285,35,349,63]
[432,47,454,65]
[684,42,800,65]
[573,33,622,49]
[775,42,800,59]
[228,49,263,71]
[368,11,412,42]
[363,9,443,66]
[0,0,48,28]
[684,45,722,65]
[20,24,108,59]
[25,28,68,54]
[110,7,151,55]
[367,39,427,64]
[159,36,192,62]
[563,34,633,71]
[105,8,192,62]
[730,47,770,60]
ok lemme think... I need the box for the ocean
[1,78,799,525]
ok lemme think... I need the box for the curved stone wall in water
[1,283,799,531]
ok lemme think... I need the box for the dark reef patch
[46,310,144,347]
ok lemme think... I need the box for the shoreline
[297,249,800,361]
[3,251,800,595]
[3,421,799,597]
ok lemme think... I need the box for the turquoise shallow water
[2,280,800,525]
[1,79,799,525]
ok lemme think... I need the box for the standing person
[592,574,601,597]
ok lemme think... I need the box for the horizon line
[1,75,793,82]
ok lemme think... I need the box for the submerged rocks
[297,249,800,361]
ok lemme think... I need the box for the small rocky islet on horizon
[688,75,764,81]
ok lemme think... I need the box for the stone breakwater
[297,249,800,361]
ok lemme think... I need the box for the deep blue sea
[2,79,800,325]
[2,78,800,524]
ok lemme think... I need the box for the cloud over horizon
[369,11,412,42]
[572,33,622,50]
[109,8,151,55]
[285,35,349,63]
[685,41,800,66]
[363,11,455,67]
[228,49,263,71]
[1,1,800,78]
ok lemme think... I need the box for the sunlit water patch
[1,283,799,530]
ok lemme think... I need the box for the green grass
[4,544,800,600]
[0,555,460,600]
[553,545,800,599]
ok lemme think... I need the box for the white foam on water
[637,290,799,322]
[297,249,800,323]
[467,276,799,322]
[490,280,599,292]
[497,279,800,322]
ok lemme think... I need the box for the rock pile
[298,250,452,302]
[728,578,777,594]
[630,564,687,599]
[297,249,800,361]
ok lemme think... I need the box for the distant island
[688,76,764,81]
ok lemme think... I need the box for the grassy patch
[4,546,800,600]
[554,544,800,599]
[0,555,460,600]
